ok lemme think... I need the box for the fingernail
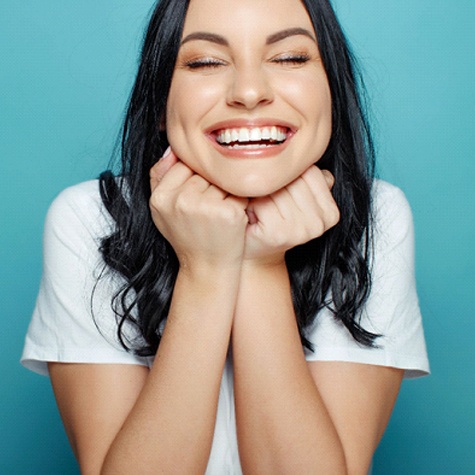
[163,146,171,158]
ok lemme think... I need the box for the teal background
[1,1,473,473]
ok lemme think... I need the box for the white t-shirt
[21,178,429,474]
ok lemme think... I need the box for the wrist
[242,254,286,271]
[234,258,294,327]
[240,258,288,284]
[179,258,242,280]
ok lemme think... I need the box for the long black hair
[98,0,379,356]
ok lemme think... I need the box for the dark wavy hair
[98,0,379,356]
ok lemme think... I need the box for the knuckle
[324,170,335,187]
[219,203,243,225]
[149,190,165,211]
[175,192,193,214]
[310,220,325,238]
[328,203,340,226]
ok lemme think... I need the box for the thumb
[246,204,258,225]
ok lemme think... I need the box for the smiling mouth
[214,126,288,149]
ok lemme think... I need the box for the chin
[218,178,283,198]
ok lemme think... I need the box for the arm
[50,151,249,474]
[50,265,238,475]
[308,361,403,473]
[232,264,402,474]
[233,262,347,473]
[232,167,403,474]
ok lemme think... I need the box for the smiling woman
[167,0,332,197]
[21,0,429,474]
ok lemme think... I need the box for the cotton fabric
[21,178,429,474]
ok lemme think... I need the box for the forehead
[183,0,313,37]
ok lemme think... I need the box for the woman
[21,0,429,473]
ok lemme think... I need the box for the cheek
[304,76,333,150]
[164,81,206,171]
[166,81,188,135]
[167,77,223,131]
[166,78,225,168]
[286,77,332,160]
[300,78,332,125]
[281,72,332,120]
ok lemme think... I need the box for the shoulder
[45,180,113,246]
[48,179,104,222]
[306,180,429,377]
[371,179,412,219]
[370,180,415,249]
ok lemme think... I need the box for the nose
[226,63,274,109]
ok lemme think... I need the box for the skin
[49,0,404,473]
[166,0,332,197]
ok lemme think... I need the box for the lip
[205,118,297,159]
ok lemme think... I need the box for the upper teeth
[216,126,287,144]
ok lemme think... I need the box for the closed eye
[271,53,311,65]
[184,57,227,69]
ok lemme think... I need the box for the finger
[300,166,340,227]
[300,166,336,206]
[152,157,195,192]
[320,169,335,190]
[269,165,327,218]
[246,205,258,225]
[150,146,178,184]
[282,167,339,229]
[185,173,213,193]
[246,195,280,228]
[273,177,314,217]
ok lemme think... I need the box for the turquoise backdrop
[1,1,474,473]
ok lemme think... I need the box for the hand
[244,165,340,265]
[149,148,249,269]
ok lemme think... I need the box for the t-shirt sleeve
[21,181,151,376]
[305,181,430,378]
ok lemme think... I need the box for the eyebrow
[180,27,316,46]
[266,27,316,45]
[181,32,228,46]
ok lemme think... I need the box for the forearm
[232,263,347,474]
[102,265,240,474]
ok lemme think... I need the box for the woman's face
[166,0,332,197]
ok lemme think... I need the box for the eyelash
[183,53,311,70]
[184,58,226,69]
[271,53,311,65]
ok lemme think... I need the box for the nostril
[227,72,274,109]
